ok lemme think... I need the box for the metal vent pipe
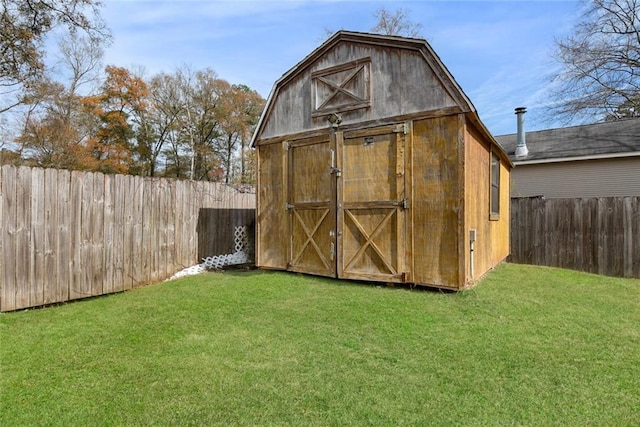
[515,107,528,158]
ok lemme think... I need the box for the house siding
[511,157,640,198]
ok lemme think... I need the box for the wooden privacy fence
[0,165,255,312]
[510,196,640,278]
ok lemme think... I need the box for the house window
[490,153,500,219]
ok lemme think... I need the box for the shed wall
[463,123,510,285]
[411,115,463,288]
[256,142,288,268]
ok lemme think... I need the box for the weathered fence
[0,165,255,312]
[510,196,640,278]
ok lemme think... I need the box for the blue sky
[101,0,583,136]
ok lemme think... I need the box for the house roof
[495,118,640,164]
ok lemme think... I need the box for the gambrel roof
[251,30,510,164]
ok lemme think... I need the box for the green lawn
[1,263,639,426]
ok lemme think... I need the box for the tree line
[18,58,264,183]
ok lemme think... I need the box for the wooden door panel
[289,141,332,204]
[290,207,334,276]
[338,125,407,282]
[342,133,401,203]
[342,208,401,279]
[287,136,335,277]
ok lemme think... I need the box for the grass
[1,263,639,426]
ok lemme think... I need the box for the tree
[18,78,96,169]
[135,72,183,177]
[174,67,228,181]
[17,34,103,170]
[549,0,640,122]
[83,65,149,174]
[371,7,423,37]
[214,84,264,184]
[0,0,110,114]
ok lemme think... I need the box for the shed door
[337,124,407,282]
[287,135,336,277]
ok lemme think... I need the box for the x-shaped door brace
[291,209,331,271]
[343,208,397,275]
[316,65,366,110]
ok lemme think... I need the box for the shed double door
[287,124,408,282]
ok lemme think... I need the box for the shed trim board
[255,107,464,146]
[255,106,513,167]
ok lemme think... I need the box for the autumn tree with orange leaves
[82,65,149,174]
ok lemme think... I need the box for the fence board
[2,166,17,311]
[43,168,58,304]
[132,175,145,288]
[30,168,45,307]
[56,170,70,303]
[69,171,84,300]
[112,174,126,292]
[91,172,105,296]
[16,167,32,309]
[103,174,115,295]
[511,196,640,279]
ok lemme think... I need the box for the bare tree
[18,34,103,170]
[371,7,423,38]
[549,0,640,122]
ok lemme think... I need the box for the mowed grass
[1,264,639,426]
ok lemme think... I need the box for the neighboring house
[496,115,640,198]
[251,31,512,290]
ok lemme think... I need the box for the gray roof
[495,118,640,163]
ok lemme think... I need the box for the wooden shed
[251,31,513,290]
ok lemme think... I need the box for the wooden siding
[511,156,640,198]
[0,165,255,312]
[411,115,462,288]
[256,142,288,268]
[510,197,640,278]
[463,122,510,285]
[258,41,459,140]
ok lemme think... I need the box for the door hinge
[286,202,293,210]
[331,167,342,177]
[402,198,409,209]
[394,123,409,135]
